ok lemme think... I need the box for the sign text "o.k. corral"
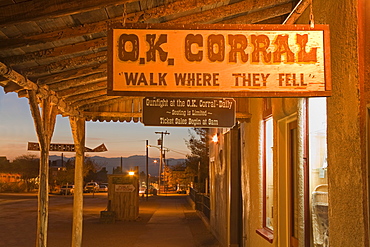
[108,24,331,97]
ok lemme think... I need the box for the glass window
[308,98,329,247]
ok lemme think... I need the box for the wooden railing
[189,187,210,220]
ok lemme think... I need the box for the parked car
[60,185,74,195]
[84,182,99,193]
[98,184,108,192]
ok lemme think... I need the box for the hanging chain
[310,0,315,28]
[122,3,127,26]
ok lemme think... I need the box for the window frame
[256,99,274,243]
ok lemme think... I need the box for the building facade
[208,0,370,246]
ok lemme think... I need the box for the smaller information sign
[142,97,236,128]
[115,184,136,193]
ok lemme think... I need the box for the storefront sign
[142,97,235,128]
[108,23,331,97]
[27,142,107,152]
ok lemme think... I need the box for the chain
[310,0,315,28]
[122,3,127,26]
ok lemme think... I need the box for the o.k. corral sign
[107,23,330,97]
[143,97,236,128]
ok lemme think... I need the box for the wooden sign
[143,97,236,128]
[27,142,107,152]
[108,23,331,97]
[115,184,136,193]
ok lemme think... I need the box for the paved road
[0,193,220,247]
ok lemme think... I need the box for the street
[0,193,219,247]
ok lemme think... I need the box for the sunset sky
[0,90,191,161]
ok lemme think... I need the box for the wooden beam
[283,0,311,24]
[65,89,107,103]
[0,0,136,27]
[167,0,292,24]
[83,111,142,118]
[2,37,107,66]
[28,91,58,247]
[0,62,36,90]
[21,51,107,77]
[78,96,141,110]
[48,72,107,91]
[69,116,85,247]
[70,95,121,109]
[56,81,107,97]
[0,61,79,116]
[36,63,107,85]
[218,2,293,24]
[0,0,226,50]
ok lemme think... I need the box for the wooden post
[28,90,57,247]
[69,117,85,247]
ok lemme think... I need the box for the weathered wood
[69,116,85,247]
[70,95,120,109]
[36,63,107,85]
[167,0,292,24]
[65,89,107,103]
[28,91,57,247]
[0,0,233,50]
[283,0,311,24]
[78,96,140,110]
[0,62,36,90]
[57,81,107,97]
[83,111,142,118]
[48,72,107,91]
[108,169,139,221]
[21,51,107,77]
[218,2,293,24]
[2,37,107,66]
[0,0,136,27]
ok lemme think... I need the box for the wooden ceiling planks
[0,0,300,123]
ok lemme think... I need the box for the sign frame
[107,23,331,98]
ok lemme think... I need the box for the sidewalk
[54,194,220,247]
[0,193,219,247]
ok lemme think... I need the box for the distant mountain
[49,155,185,176]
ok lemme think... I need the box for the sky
[0,90,191,161]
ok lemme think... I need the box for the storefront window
[309,98,329,247]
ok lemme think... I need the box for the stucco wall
[314,0,367,246]
[209,128,229,246]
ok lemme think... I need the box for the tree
[12,154,39,192]
[184,128,209,192]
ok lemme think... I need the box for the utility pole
[146,140,149,201]
[155,131,170,194]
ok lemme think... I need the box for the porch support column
[69,116,85,247]
[28,90,57,247]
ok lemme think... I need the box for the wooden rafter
[70,95,121,109]
[218,2,293,24]
[48,72,107,91]
[21,51,107,77]
[65,89,107,103]
[0,0,226,50]
[2,37,107,66]
[167,0,292,24]
[79,96,141,110]
[36,63,107,85]
[56,81,107,97]
[0,0,136,27]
